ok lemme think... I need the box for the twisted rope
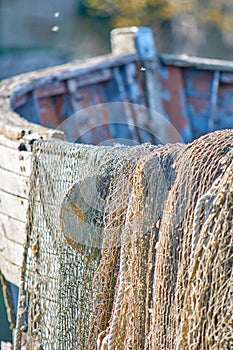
[108,242,127,350]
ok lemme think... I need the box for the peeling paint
[12,54,233,144]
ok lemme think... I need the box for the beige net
[149,130,233,350]
[14,130,233,350]
[15,140,157,350]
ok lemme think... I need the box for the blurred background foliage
[84,0,233,31]
[0,0,232,79]
[83,0,233,54]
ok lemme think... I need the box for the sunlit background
[0,0,233,80]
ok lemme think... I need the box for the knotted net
[14,130,233,350]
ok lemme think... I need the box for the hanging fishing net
[14,129,233,350]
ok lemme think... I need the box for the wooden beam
[0,190,28,223]
[0,212,26,245]
[0,236,24,286]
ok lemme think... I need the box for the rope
[108,241,127,350]
[192,192,211,250]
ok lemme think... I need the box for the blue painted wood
[15,92,41,125]
[0,281,12,342]
[208,71,220,132]
[135,27,157,60]
[10,26,233,144]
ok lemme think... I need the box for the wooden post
[111,26,164,116]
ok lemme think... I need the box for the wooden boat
[0,26,233,340]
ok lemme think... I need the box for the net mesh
[15,129,233,350]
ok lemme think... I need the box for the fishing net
[14,140,158,350]
[14,129,233,350]
[149,129,233,350]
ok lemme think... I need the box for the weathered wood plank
[111,27,164,116]
[160,53,233,71]
[221,72,233,84]
[0,113,64,142]
[0,168,29,199]
[0,255,21,286]
[0,143,31,177]
[0,234,24,285]
[0,190,28,222]
[0,212,26,244]
[13,91,29,108]
[0,134,23,150]
[0,236,24,270]
[2,53,137,102]
[75,68,112,88]
[34,82,67,98]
